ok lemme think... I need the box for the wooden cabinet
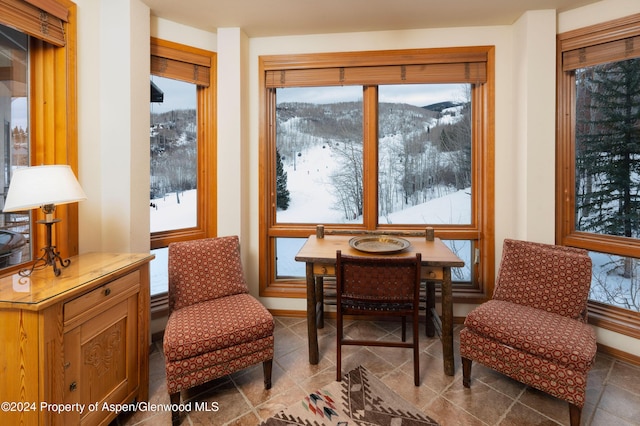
[0,253,154,425]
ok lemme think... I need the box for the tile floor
[114,316,640,426]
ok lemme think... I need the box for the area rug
[260,365,439,425]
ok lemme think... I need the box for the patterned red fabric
[493,239,592,320]
[460,239,597,410]
[165,336,274,394]
[464,300,596,371]
[164,293,274,362]
[163,236,274,396]
[460,327,591,406]
[168,236,249,312]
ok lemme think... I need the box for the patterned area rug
[260,366,439,425]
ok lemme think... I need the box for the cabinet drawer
[64,271,140,329]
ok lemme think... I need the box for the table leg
[306,262,319,364]
[425,280,436,337]
[442,267,454,376]
[315,276,324,329]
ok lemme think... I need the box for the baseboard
[269,309,639,366]
[597,342,640,367]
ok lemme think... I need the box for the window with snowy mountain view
[573,58,640,313]
[274,84,473,281]
[148,38,216,297]
[260,47,495,296]
[559,15,640,320]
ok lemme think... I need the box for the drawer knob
[69,381,77,392]
[104,288,111,296]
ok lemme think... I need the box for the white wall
[74,0,640,355]
[77,0,150,253]
[512,10,557,243]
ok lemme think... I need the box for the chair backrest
[168,236,249,312]
[336,251,421,311]
[493,239,592,320]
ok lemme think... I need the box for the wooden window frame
[556,13,640,338]
[0,0,78,277]
[149,37,217,250]
[259,47,495,302]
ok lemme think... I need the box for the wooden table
[295,235,464,376]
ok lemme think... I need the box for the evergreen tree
[575,58,640,239]
[276,148,290,210]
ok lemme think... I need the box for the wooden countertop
[0,252,155,310]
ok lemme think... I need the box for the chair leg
[462,356,472,388]
[569,403,582,426]
[170,391,181,426]
[263,359,273,389]
[401,316,407,342]
[336,312,343,381]
[413,315,420,386]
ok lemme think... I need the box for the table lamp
[3,165,87,277]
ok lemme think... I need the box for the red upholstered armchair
[163,236,274,425]
[460,239,596,426]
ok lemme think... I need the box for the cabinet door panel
[65,294,138,425]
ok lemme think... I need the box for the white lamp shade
[3,165,87,212]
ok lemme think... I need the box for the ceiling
[142,0,601,38]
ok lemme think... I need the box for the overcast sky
[150,76,197,114]
[277,83,468,107]
[150,76,469,113]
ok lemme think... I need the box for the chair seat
[164,293,274,363]
[464,300,596,371]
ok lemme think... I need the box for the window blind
[263,49,488,88]
[0,0,67,46]
[151,41,211,87]
[560,13,640,71]
[563,34,640,71]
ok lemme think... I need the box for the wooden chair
[460,239,596,426]
[315,225,438,338]
[335,250,422,386]
[163,236,274,425]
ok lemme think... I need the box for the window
[0,0,77,275]
[1,24,30,268]
[259,48,495,299]
[149,38,216,296]
[557,13,640,337]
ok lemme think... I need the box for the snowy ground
[148,149,637,312]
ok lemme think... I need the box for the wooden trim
[150,38,217,249]
[32,0,77,259]
[596,342,640,367]
[558,13,640,52]
[556,13,640,339]
[588,300,640,338]
[150,38,212,87]
[261,47,490,70]
[259,47,495,301]
[0,1,77,276]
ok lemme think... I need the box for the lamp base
[19,218,71,277]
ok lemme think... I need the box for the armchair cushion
[464,299,597,371]
[168,236,249,312]
[493,239,592,320]
[164,293,274,363]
